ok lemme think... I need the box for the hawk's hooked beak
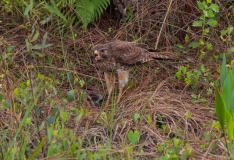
[94,50,102,61]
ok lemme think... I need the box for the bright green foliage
[157,139,193,159]
[127,130,140,145]
[74,0,110,30]
[183,0,220,59]
[1,0,110,31]
[215,54,234,158]
[215,89,225,130]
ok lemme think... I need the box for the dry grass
[1,0,233,159]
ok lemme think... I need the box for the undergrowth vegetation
[0,0,234,159]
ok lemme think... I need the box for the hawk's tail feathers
[149,52,178,60]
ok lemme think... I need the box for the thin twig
[155,0,173,49]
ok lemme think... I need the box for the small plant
[127,130,140,145]
[188,0,220,59]
[157,138,193,159]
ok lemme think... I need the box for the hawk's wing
[110,41,151,65]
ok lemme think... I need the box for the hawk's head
[92,44,109,61]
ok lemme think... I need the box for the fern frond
[75,0,110,31]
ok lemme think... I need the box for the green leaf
[206,0,212,3]
[215,89,225,130]
[203,28,210,34]
[207,9,214,18]
[28,137,46,160]
[197,1,205,10]
[189,42,200,48]
[31,30,39,42]
[32,44,53,50]
[192,20,203,27]
[46,116,55,124]
[222,72,234,115]
[7,45,15,52]
[173,138,180,147]
[67,90,75,102]
[0,92,3,102]
[206,43,213,50]
[209,4,220,12]
[220,54,227,88]
[14,88,20,98]
[185,34,189,42]
[206,19,218,27]
[147,115,152,124]
[134,113,140,122]
[225,110,233,142]
[175,71,182,80]
[128,130,140,145]
[181,66,187,74]
[25,39,31,52]
[24,5,31,16]
[2,100,10,109]
[60,110,68,121]
[44,4,67,22]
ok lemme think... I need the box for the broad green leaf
[173,138,180,147]
[24,5,31,16]
[189,42,200,48]
[175,72,182,80]
[220,54,227,88]
[32,44,53,50]
[215,89,225,130]
[128,130,140,145]
[197,1,205,10]
[209,4,220,12]
[225,110,233,142]
[206,0,212,3]
[207,19,218,27]
[222,73,234,115]
[67,90,75,102]
[192,21,203,27]
[207,9,214,18]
